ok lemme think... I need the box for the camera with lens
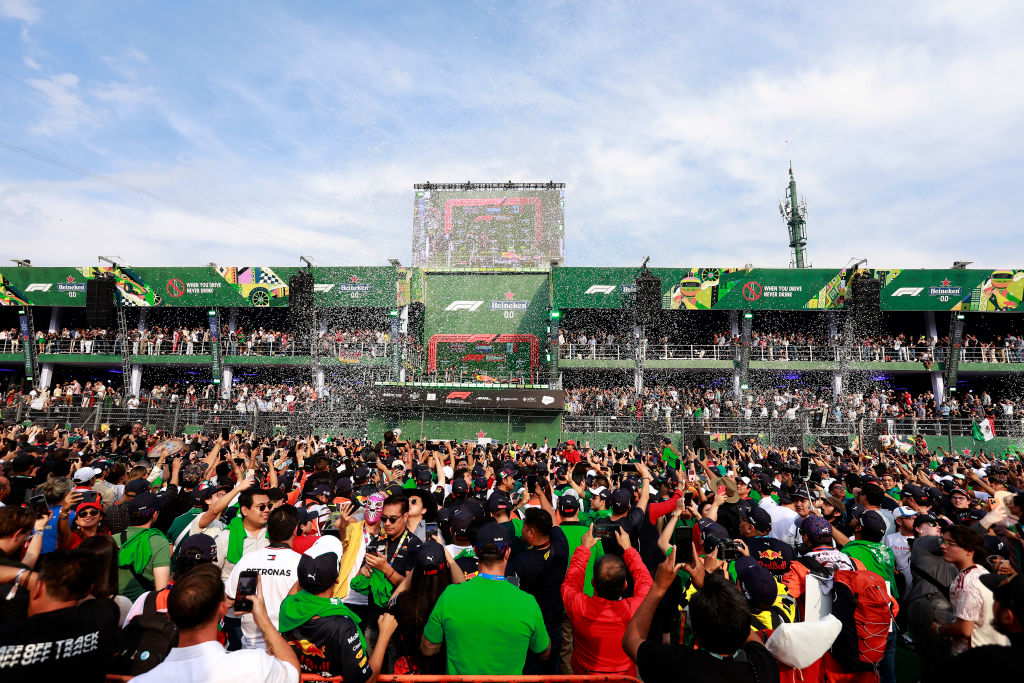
[703,533,741,562]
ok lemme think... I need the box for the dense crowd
[0,420,1021,683]
[556,328,1024,364]
[564,385,1018,424]
[10,380,371,414]
[19,326,396,357]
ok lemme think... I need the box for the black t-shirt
[366,531,423,577]
[0,597,119,682]
[745,536,796,578]
[284,613,373,682]
[933,637,1024,682]
[506,526,569,631]
[716,502,742,539]
[637,639,780,683]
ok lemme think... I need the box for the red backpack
[829,569,898,672]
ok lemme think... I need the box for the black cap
[194,484,228,505]
[474,522,511,554]
[415,540,448,575]
[857,510,888,540]
[557,494,581,514]
[175,534,217,565]
[740,505,773,533]
[488,493,512,514]
[451,478,469,497]
[499,464,517,479]
[913,512,940,527]
[414,466,433,483]
[610,489,633,514]
[125,478,149,495]
[124,492,168,518]
[980,574,1024,623]
[353,466,370,482]
[297,550,340,594]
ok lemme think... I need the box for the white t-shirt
[760,498,800,546]
[949,565,1010,654]
[883,532,913,590]
[132,641,297,683]
[226,546,302,649]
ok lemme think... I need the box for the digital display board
[412,184,565,268]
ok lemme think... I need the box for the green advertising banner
[878,268,1024,312]
[553,266,1024,312]
[553,266,852,311]
[423,272,550,381]
[0,266,398,309]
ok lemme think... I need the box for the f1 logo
[891,287,923,297]
[585,285,616,295]
[445,301,483,312]
[26,283,53,292]
[446,391,472,399]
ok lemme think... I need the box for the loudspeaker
[849,275,881,335]
[634,276,661,327]
[85,279,116,328]
[288,271,315,336]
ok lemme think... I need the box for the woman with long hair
[390,539,464,674]
[77,535,133,625]
[931,524,1010,654]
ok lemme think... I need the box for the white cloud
[22,56,40,70]
[0,0,40,23]
[25,72,88,136]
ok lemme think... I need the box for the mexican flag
[973,417,995,441]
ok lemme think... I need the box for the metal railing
[558,342,1024,365]
[28,338,392,360]
[561,414,1024,438]
[9,402,370,437]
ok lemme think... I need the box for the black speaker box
[86,279,116,328]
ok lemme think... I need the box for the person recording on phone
[132,564,300,683]
[562,523,651,676]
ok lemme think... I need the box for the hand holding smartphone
[234,570,258,612]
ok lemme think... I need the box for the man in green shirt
[117,492,172,601]
[579,488,611,525]
[421,522,550,674]
[840,510,899,598]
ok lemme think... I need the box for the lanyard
[478,573,506,581]
[386,531,409,565]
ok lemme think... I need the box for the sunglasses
[938,538,959,548]
[78,509,101,518]
[251,503,272,511]
[381,514,404,524]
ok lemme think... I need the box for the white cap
[442,465,454,479]
[73,467,102,483]
[393,428,402,437]
[893,506,918,519]
[392,459,405,469]
[589,485,609,496]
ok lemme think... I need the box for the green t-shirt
[661,446,679,469]
[117,526,171,601]
[560,521,603,596]
[841,540,899,598]
[424,576,550,674]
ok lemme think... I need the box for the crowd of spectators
[0,422,1022,682]
[556,327,1024,364]
[564,385,1019,426]
[20,326,397,358]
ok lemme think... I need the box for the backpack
[829,569,898,672]
[109,588,178,676]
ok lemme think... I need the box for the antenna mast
[779,164,809,268]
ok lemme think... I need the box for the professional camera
[703,533,741,562]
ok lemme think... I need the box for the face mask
[365,492,386,524]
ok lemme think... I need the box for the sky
[0,0,1022,270]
